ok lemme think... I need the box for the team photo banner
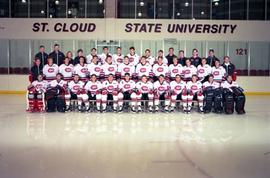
[0,18,269,41]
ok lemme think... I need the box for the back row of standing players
[29,44,242,113]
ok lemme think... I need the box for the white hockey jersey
[170,81,186,94]
[43,64,58,80]
[119,80,136,92]
[98,53,111,64]
[87,63,103,77]
[31,80,48,92]
[183,65,197,79]
[49,79,67,88]
[127,53,140,66]
[186,81,203,94]
[211,66,226,81]
[102,63,118,76]
[135,63,152,77]
[68,80,85,94]
[59,64,74,80]
[84,81,102,94]
[146,56,155,65]
[136,81,154,94]
[73,64,88,79]
[152,63,169,77]
[102,80,119,93]
[112,54,124,66]
[117,63,135,77]
[203,81,221,89]
[197,64,211,79]
[153,81,170,94]
[169,64,183,78]
[221,81,239,89]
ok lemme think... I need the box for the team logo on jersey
[175,86,181,90]
[198,69,205,73]
[124,84,131,89]
[48,68,54,73]
[140,68,146,73]
[123,67,130,72]
[65,68,72,72]
[91,85,98,90]
[81,68,87,73]
[108,86,114,90]
[213,71,219,75]
[142,86,148,91]
[172,69,178,73]
[108,67,114,72]
[94,67,101,72]
[158,86,165,91]
[191,85,198,90]
[73,85,80,91]
[117,58,123,63]
[35,84,43,90]
[185,70,190,74]
[129,57,134,62]
[157,67,164,72]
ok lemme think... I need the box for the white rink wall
[0,75,269,94]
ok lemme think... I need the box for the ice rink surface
[0,95,269,178]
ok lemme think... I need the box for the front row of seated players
[26,73,245,114]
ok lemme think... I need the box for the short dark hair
[54,44,59,47]
[179,50,184,53]
[129,46,135,50]
[39,45,45,48]
[77,49,83,53]
[209,49,215,53]
[103,46,108,50]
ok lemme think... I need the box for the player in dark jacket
[222,56,235,76]
[30,58,43,81]
[73,49,86,65]
[35,45,48,66]
[190,48,201,67]
[178,50,187,66]
[206,49,218,67]
[166,47,177,65]
[48,44,65,66]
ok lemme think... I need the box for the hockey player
[86,48,98,64]
[135,75,154,112]
[117,56,135,79]
[178,50,187,66]
[211,59,226,82]
[73,56,88,82]
[127,47,140,66]
[169,56,183,80]
[65,74,86,111]
[202,74,222,113]
[221,75,246,114]
[26,74,48,112]
[43,57,58,81]
[102,55,118,79]
[152,56,169,81]
[170,74,187,112]
[48,44,65,66]
[101,74,119,111]
[197,57,212,82]
[46,73,67,112]
[182,58,197,82]
[185,74,204,113]
[99,46,111,64]
[156,50,168,64]
[190,48,201,67]
[144,49,155,65]
[59,57,74,81]
[118,73,137,112]
[83,74,103,111]
[135,56,153,79]
[166,47,177,65]
[112,47,124,66]
[87,55,103,79]
[153,75,171,112]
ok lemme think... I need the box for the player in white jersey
[101,74,119,111]
[211,59,226,82]
[43,57,58,81]
[102,55,118,78]
[118,73,137,112]
[26,74,48,112]
[221,75,239,89]
[135,56,153,79]
[73,56,88,82]
[48,73,68,88]
[203,74,221,89]
[65,74,86,111]
[153,75,171,112]
[86,48,98,64]
[87,55,103,79]
[169,56,184,80]
[127,46,140,66]
[59,57,74,81]
[197,57,211,82]
[156,50,168,64]
[170,74,187,111]
[98,46,111,64]
[185,75,204,113]
[144,49,155,65]
[112,47,124,66]
[152,56,169,81]
[83,74,103,111]
[117,56,135,79]
[182,58,197,82]
[135,75,154,112]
